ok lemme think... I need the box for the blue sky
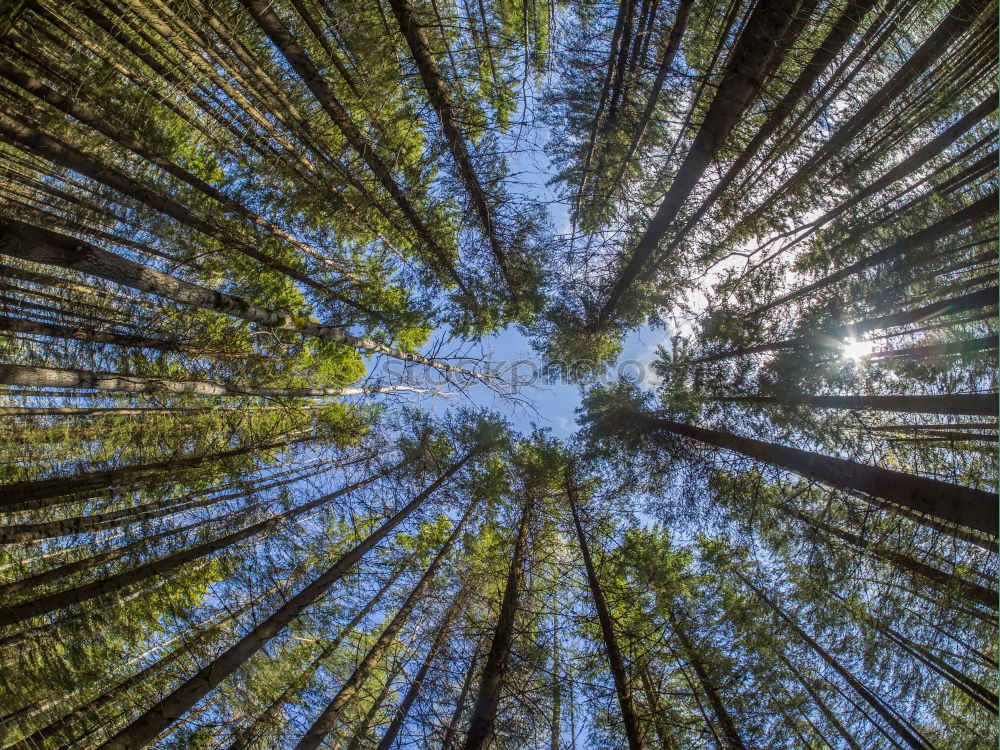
[469,323,666,436]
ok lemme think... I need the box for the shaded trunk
[0,111,338,299]
[611,0,693,192]
[638,664,677,750]
[623,410,998,535]
[694,286,997,363]
[566,470,646,749]
[240,0,469,296]
[668,0,878,251]
[0,433,310,512]
[462,494,534,750]
[737,571,935,750]
[0,461,402,628]
[0,461,337,544]
[672,621,747,750]
[388,0,510,286]
[0,220,483,378]
[756,0,990,216]
[707,392,998,417]
[759,192,996,312]
[8,579,287,750]
[226,560,413,750]
[375,588,469,750]
[294,500,478,750]
[441,641,483,750]
[102,448,477,750]
[771,648,864,750]
[595,0,804,328]
[788,508,997,609]
[0,364,434,399]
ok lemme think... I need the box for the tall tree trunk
[665,0,879,254]
[0,220,483,378]
[0,315,225,357]
[0,364,436,399]
[706,392,998,417]
[755,0,991,216]
[226,559,413,750]
[595,0,804,328]
[758,192,996,312]
[566,469,646,749]
[0,111,341,299]
[375,588,469,750]
[619,410,998,535]
[239,0,471,297]
[441,641,483,750]
[8,577,290,750]
[637,664,677,750]
[868,335,997,361]
[294,499,478,750]
[101,448,478,750]
[672,620,747,750]
[770,647,864,750]
[462,493,535,750]
[0,461,402,628]
[610,0,693,192]
[736,571,934,750]
[387,0,510,287]
[787,507,997,609]
[0,433,311,512]
[0,461,337,544]
[0,60,358,283]
[693,286,997,363]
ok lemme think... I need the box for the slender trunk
[375,588,468,750]
[842,601,999,714]
[101,449,475,749]
[226,560,413,750]
[610,0,693,192]
[666,0,878,252]
[0,433,309,512]
[387,0,510,287]
[566,470,646,749]
[693,286,997,363]
[0,220,483,378]
[550,610,561,750]
[0,60,357,284]
[788,507,997,609]
[759,192,997,312]
[575,0,631,213]
[441,641,483,750]
[756,0,991,215]
[239,0,469,296]
[0,364,435,399]
[638,664,676,750]
[707,392,998,417]
[595,0,804,328]
[462,494,535,750]
[8,579,287,750]
[672,621,747,750]
[771,648,864,750]
[621,410,998,535]
[0,461,402,628]
[736,571,934,750]
[294,500,478,750]
[0,111,338,299]
[0,461,337,544]
[0,315,217,356]
[801,92,998,240]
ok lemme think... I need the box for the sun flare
[841,338,874,361]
